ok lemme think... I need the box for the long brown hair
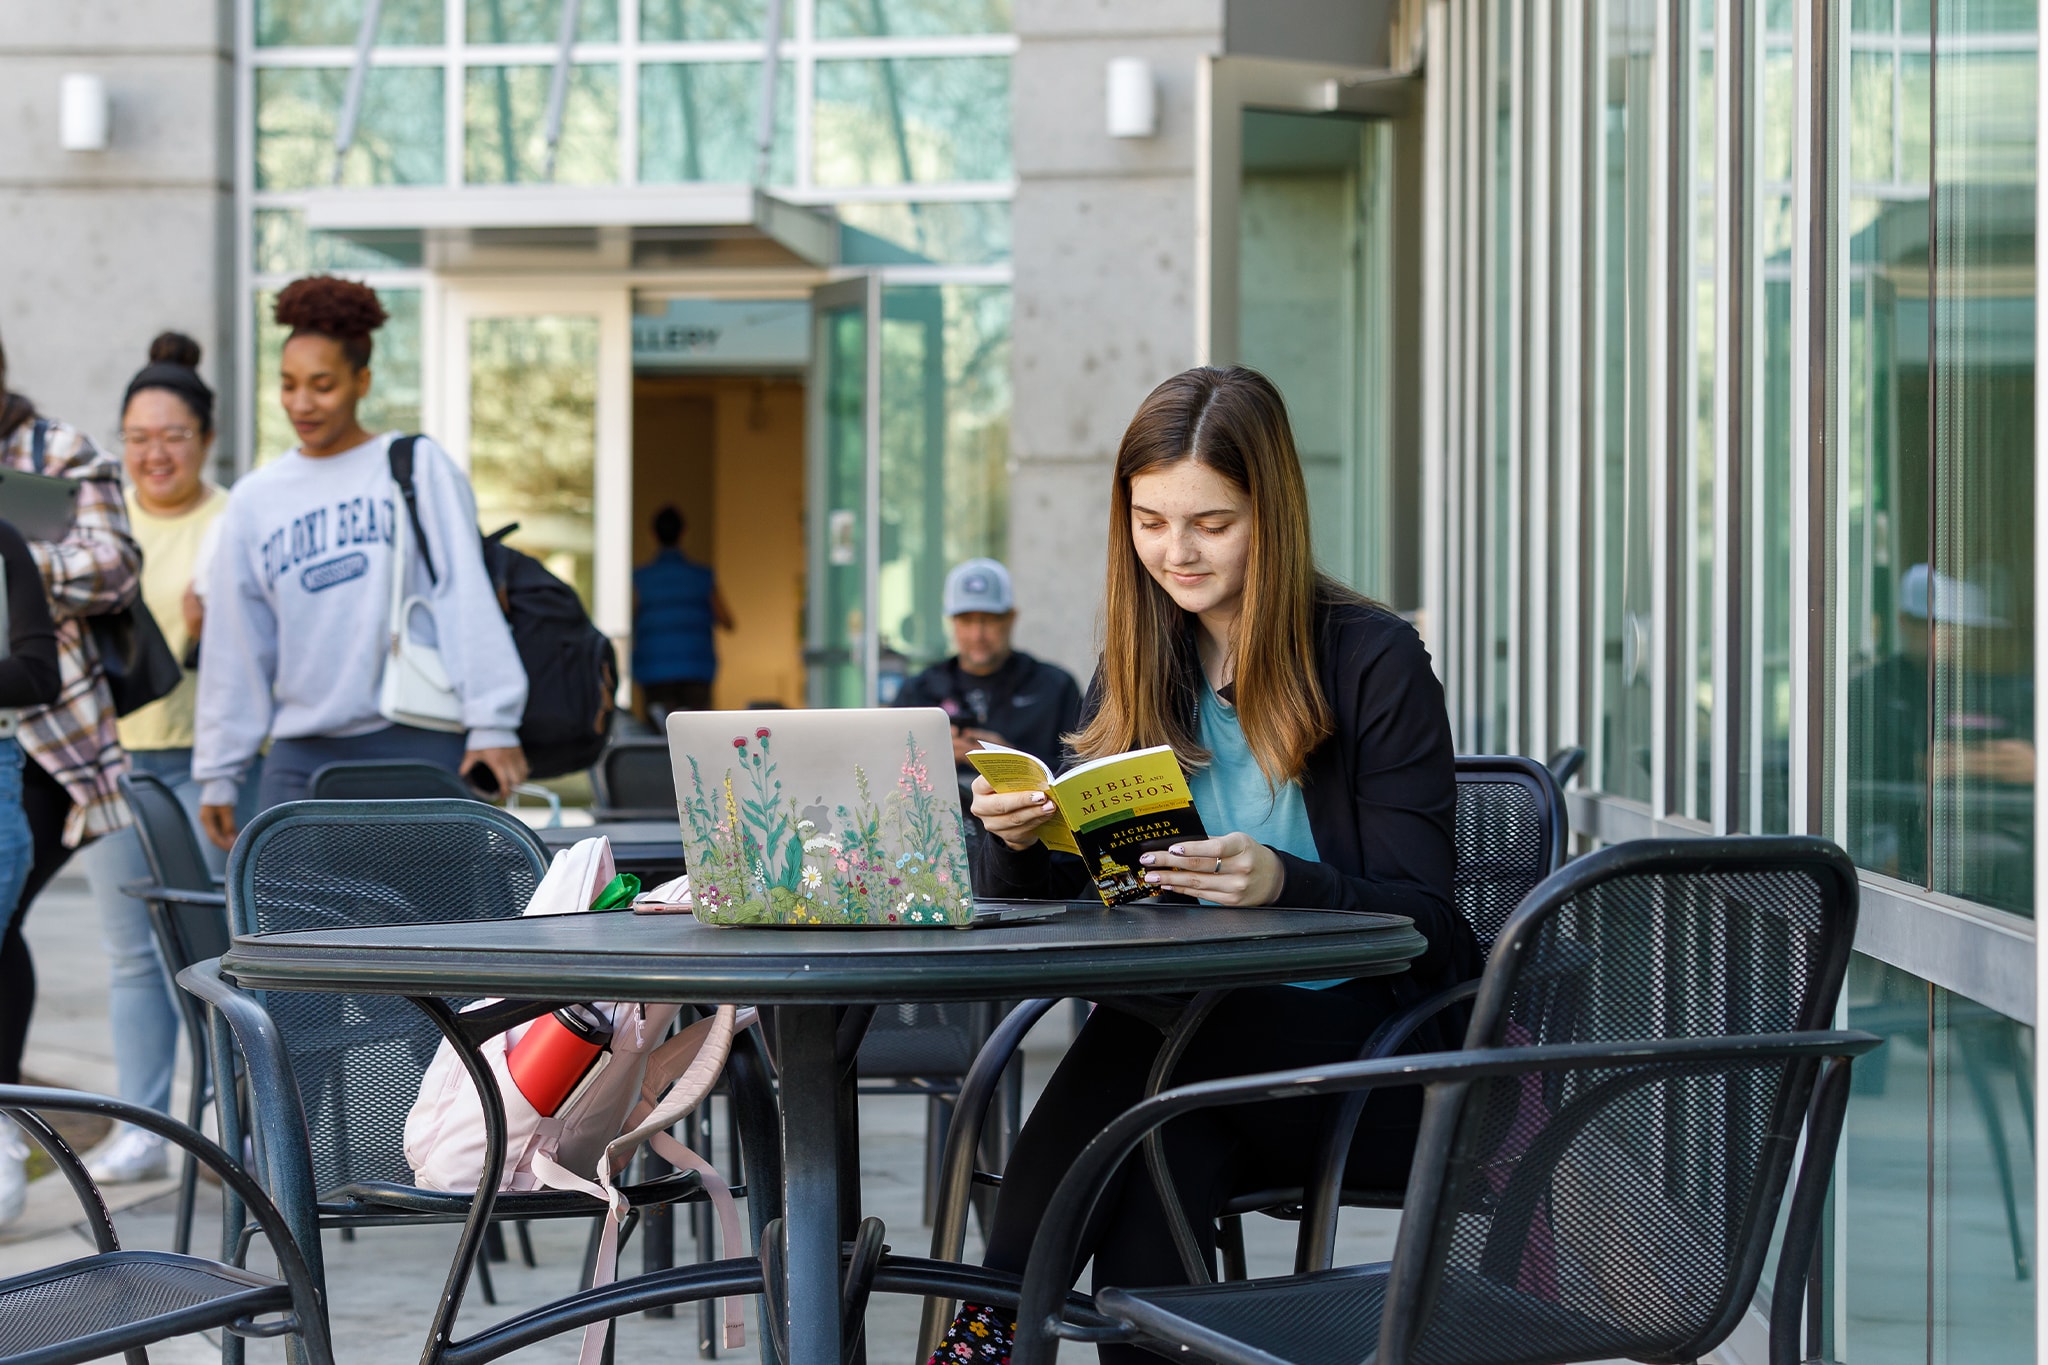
[1069,366,1344,787]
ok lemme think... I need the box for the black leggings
[982,983,1425,1364]
[0,758,79,1086]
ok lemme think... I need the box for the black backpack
[389,437,617,780]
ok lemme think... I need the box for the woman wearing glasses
[74,332,240,1184]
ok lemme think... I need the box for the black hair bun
[273,276,388,339]
[148,331,203,369]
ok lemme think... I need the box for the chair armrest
[121,879,229,908]
[917,998,1060,1364]
[176,958,326,1286]
[3,1107,121,1252]
[1009,1030,1880,1365]
[0,1085,334,1363]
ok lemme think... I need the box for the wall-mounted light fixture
[1105,57,1157,139]
[59,74,109,152]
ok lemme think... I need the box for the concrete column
[1008,1,1223,682]
[0,0,234,453]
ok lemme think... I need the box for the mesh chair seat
[1101,1262,1617,1365]
[857,1003,987,1081]
[0,1251,290,1360]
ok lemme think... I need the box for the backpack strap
[387,434,439,587]
[29,419,47,475]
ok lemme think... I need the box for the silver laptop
[669,707,1061,928]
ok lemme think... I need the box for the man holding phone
[894,558,1082,782]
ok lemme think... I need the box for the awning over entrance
[301,185,838,271]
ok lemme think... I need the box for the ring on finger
[1214,856,1224,874]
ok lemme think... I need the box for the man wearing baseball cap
[895,557,1083,778]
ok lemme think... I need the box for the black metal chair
[178,800,769,1361]
[855,1001,1020,1225]
[0,1085,333,1365]
[116,772,232,1258]
[589,738,676,820]
[306,759,477,802]
[1547,744,1586,786]
[1009,836,1879,1365]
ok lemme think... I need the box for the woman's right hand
[200,803,237,852]
[970,775,1060,852]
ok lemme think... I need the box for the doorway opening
[630,373,807,715]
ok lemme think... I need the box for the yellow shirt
[118,482,226,752]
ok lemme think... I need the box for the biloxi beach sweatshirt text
[192,433,528,809]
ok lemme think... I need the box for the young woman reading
[932,366,1480,1365]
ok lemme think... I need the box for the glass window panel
[1850,53,1895,184]
[1487,1,1512,752]
[468,316,600,605]
[816,0,1009,37]
[1842,956,1931,1365]
[1929,13,2036,916]
[1762,47,1796,185]
[253,288,423,466]
[1931,987,2036,1358]
[1752,252,1794,833]
[1904,0,1932,31]
[1852,0,1896,30]
[638,61,793,183]
[465,64,621,184]
[639,0,765,40]
[1688,18,1716,819]
[813,57,1012,186]
[875,284,1010,671]
[466,0,618,43]
[814,300,869,708]
[837,200,1012,265]
[254,208,423,275]
[255,67,445,190]
[1596,0,1653,803]
[256,0,442,45]
[1902,54,1933,183]
[1237,111,1387,600]
[1764,0,1794,34]
[1949,0,2036,34]
[1846,28,1933,884]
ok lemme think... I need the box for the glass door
[805,276,881,706]
[434,285,632,644]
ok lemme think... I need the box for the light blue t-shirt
[1187,678,1340,990]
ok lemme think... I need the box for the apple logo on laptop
[800,802,834,834]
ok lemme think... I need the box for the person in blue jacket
[632,506,734,720]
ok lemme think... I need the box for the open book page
[964,743,1082,856]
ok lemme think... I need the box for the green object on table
[592,873,641,911]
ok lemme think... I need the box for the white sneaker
[0,1124,28,1226]
[84,1127,168,1184]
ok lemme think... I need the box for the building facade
[4,1,2045,1361]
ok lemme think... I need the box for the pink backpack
[404,837,753,1361]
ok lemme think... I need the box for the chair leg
[1218,1215,1249,1282]
[475,1240,498,1304]
[485,1222,509,1263]
[924,1095,955,1227]
[174,1047,207,1256]
[515,1220,537,1268]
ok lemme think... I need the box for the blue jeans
[83,748,249,1119]
[0,740,34,942]
[257,724,467,811]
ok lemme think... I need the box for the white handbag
[377,475,466,733]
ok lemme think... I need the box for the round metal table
[220,904,1426,1365]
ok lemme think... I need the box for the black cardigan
[975,595,1483,1030]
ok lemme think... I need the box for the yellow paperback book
[966,742,1209,907]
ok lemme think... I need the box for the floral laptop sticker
[673,712,976,928]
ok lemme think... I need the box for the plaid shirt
[0,417,141,845]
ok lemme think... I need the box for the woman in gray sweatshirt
[193,276,528,849]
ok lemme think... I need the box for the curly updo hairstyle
[273,275,388,370]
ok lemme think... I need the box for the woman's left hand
[1137,832,1286,906]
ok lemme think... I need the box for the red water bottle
[505,1004,612,1116]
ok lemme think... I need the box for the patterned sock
[927,1302,1016,1365]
